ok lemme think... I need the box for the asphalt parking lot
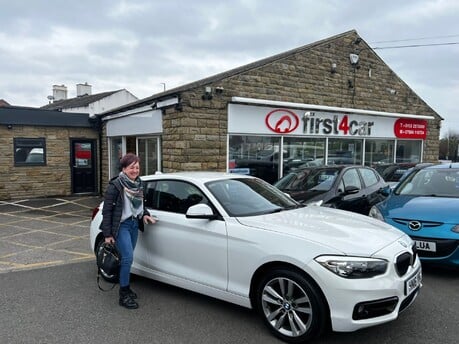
[0,196,102,273]
[1,196,458,343]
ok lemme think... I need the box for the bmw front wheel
[256,269,328,343]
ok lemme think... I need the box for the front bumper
[307,246,421,332]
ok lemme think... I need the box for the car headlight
[369,206,384,221]
[315,255,388,278]
[452,225,459,233]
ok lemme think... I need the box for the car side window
[359,168,379,187]
[144,180,208,214]
[342,169,362,190]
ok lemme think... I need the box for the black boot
[127,286,137,299]
[119,286,138,309]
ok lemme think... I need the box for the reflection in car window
[397,169,459,197]
[359,168,379,187]
[342,169,362,190]
[207,178,298,217]
[274,168,338,192]
[143,180,208,214]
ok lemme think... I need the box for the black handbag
[96,242,120,291]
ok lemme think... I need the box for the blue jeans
[116,218,139,288]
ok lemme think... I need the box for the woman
[100,153,156,309]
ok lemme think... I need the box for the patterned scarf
[118,172,144,213]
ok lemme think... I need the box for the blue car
[369,163,459,267]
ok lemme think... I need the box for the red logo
[265,109,299,133]
[394,118,427,139]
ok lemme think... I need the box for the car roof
[424,163,459,170]
[141,171,254,183]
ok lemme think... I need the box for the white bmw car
[90,172,421,343]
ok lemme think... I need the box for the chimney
[52,84,68,101]
[76,82,92,97]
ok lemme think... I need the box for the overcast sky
[1,0,458,137]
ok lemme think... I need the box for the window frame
[14,138,47,166]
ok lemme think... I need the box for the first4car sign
[228,103,427,139]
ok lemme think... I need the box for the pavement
[0,196,102,273]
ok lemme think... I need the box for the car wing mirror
[186,204,218,220]
[379,185,392,196]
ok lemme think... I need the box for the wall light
[202,86,213,100]
[330,63,337,74]
[349,53,359,66]
[7,124,13,130]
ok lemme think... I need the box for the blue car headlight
[315,255,388,278]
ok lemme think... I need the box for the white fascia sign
[228,103,428,140]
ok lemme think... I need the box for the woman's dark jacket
[99,176,148,239]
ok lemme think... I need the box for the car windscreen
[396,168,459,197]
[206,178,300,217]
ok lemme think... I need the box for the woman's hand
[104,236,115,244]
[143,215,157,224]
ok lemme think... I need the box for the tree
[440,130,459,161]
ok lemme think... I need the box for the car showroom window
[14,138,46,166]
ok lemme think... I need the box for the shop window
[396,140,422,163]
[109,137,123,178]
[328,138,362,165]
[365,139,395,165]
[228,135,281,184]
[138,137,159,176]
[282,137,325,173]
[14,138,46,166]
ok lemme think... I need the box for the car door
[358,167,386,213]
[335,167,367,213]
[136,179,228,291]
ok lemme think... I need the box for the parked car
[369,163,459,268]
[274,165,388,215]
[25,148,44,163]
[372,163,416,185]
[90,172,420,343]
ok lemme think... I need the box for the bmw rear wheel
[256,269,328,343]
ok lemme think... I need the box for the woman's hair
[119,153,140,169]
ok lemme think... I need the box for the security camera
[215,86,224,94]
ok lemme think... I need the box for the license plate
[415,240,436,252]
[405,269,422,295]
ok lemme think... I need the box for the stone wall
[0,125,99,200]
[159,31,441,172]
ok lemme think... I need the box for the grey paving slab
[6,230,74,247]
[0,196,101,273]
[48,236,92,255]
[6,219,62,230]
[0,203,28,213]
[0,225,34,238]
[42,224,90,237]
[0,240,30,257]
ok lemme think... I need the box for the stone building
[0,106,99,200]
[99,30,441,185]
